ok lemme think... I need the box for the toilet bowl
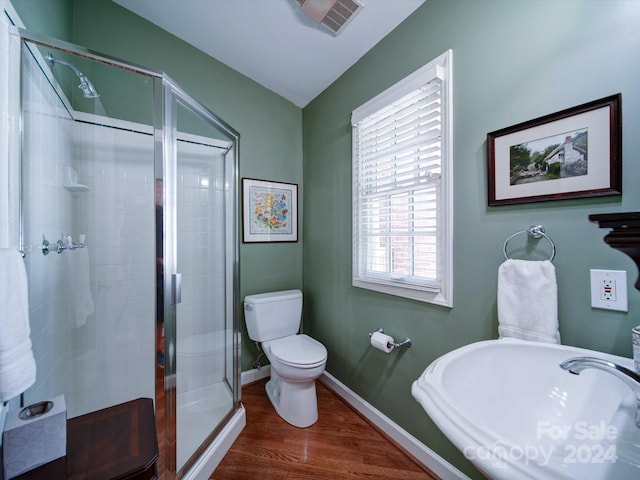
[244,290,328,428]
[262,334,327,428]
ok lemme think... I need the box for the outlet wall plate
[590,269,628,312]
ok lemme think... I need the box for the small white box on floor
[2,395,67,479]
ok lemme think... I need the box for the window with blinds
[351,51,452,306]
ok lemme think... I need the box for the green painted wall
[8,0,73,42]
[302,0,640,477]
[10,0,304,371]
[10,0,640,477]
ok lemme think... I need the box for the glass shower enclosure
[9,24,242,479]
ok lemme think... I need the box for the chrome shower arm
[46,52,82,77]
[46,52,100,98]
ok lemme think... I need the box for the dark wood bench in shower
[14,397,159,480]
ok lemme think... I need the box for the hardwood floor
[155,363,166,479]
[211,379,440,480]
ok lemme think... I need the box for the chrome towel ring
[503,225,555,261]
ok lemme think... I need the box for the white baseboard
[241,365,271,385]
[320,371,470,480]
[185,405,246,480]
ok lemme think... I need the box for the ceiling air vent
[296,0,365,35]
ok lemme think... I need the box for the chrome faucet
[560,356,640,428]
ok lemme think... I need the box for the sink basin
[412,338,640,479]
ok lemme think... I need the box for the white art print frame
[242,178,298,243]
[487,94,622,206]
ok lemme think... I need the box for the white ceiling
[113,0,425,107]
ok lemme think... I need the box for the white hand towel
[0,249,37,402]
[64,246,94,327]
[497,259,561,344]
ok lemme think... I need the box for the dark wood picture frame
[487,94,622,206]
[242,177,298,243]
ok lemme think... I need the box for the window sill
[353,278,452,307]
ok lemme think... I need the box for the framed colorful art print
[242,178,298,243]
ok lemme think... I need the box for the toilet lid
[269,334,327,366]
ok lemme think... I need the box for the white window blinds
[351,51,452,306]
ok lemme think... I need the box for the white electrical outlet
[601,278,616,301]
[590,269,628,312]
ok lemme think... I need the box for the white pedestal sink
[412,338,640,479]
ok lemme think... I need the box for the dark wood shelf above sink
[590,212,640,290]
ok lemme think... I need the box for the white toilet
[244,289,328,428]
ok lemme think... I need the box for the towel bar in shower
[40,234,86,255]
[503,225,555,261]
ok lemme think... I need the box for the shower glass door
[19,40,157,419]
[162,86,239,475]
[13,26,241,480]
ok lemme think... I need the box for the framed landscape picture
[242,178,298,243]
[487,94,622,206]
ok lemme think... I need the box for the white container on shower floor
[177,331,226,396]
[176,331,233,471]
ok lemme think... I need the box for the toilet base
[265,370,319,428]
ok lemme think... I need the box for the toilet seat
[268,334,327,368]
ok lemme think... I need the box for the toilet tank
[244,289,302,342]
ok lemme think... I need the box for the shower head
[75,72,99,99]
[46,52,100,99]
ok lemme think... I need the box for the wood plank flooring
[211,379,440,480]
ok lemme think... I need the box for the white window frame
[351,50,453,307]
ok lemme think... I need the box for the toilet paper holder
[368,328,412,349]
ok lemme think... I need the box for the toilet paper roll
[370,331,395,353]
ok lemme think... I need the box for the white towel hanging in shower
[0,249,36,402]
[64,244,94,327]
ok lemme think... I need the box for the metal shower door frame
[157,77,242,478]
[13,27,241,480]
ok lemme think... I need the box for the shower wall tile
[21,59,230,416]
[21,49,75,407]
[176,141,227,345]
[0,18,11,250]
[70,122,155,416]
